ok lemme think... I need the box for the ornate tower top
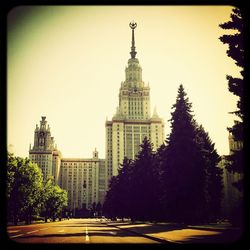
[31,116,56,152]
[40,116,47,131]
[129,21,137,59]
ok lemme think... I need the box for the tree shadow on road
[106,222,243,244]
[10,221,244,245]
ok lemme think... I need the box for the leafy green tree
[7,153,44,225]
[219,7,244,192]
[6,153,17,200]
[41,177,54,222]
[7,153,19,224]
[42,179,68,222]
[162,85,206,223]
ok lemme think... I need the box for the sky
[7,5,241,158]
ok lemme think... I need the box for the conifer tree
[219,7,244,192]
[195,125,223,221]
[130,137,155,221]
[154,143,168,221]
[219,7,244,226]
[103,158,134,220]
[162,85,206,223]
[102,176,119,220]
[116,157,134,219]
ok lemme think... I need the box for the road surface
[7,218,160,244]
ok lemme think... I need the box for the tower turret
[118,21,150,120]
[31,116,55,151]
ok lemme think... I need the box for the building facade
[105,21,165,182]
[29,116,62,185]
[60,149,106,211]
[29,22,165,212]
[29,117,106,211]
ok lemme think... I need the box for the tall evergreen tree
[103,158,134,220]
[116,157,134,219]
[162,85,206,224]
[154,143,168,221]
[219,8,244,227]
[102,176,119,219]
[130,137,156,221]
[195,125,223,221]
[219,7,244,192]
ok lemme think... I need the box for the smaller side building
[29,117,107,214]
[60,149,106,212]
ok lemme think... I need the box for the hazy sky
[7,6,241,158]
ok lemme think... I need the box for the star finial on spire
[129,21,137,58]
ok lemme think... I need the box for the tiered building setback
[105,21,165,182]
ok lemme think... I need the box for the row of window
[63,162,98,165]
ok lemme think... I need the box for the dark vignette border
[0,0,248,249]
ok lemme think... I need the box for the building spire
[152,106,159,118]
[129,21,137,58]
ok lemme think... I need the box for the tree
[42,179,68,222]
[41,177,54,222]
[116,157,134,219]
[195,125,223,221]
[219,7,244,227]
[103,176,119,220]
[219,7,244,192]
[154,143,168,221]
[103,157,134,220]
[162,85,206,223]
[129,137,156,221]
[7,153,19,224]
[96,202,102,217]
[7,153,44,225]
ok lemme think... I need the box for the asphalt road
[7,218,159,244]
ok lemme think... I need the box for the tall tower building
[105,22,165,183]
[29,116,61,184]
